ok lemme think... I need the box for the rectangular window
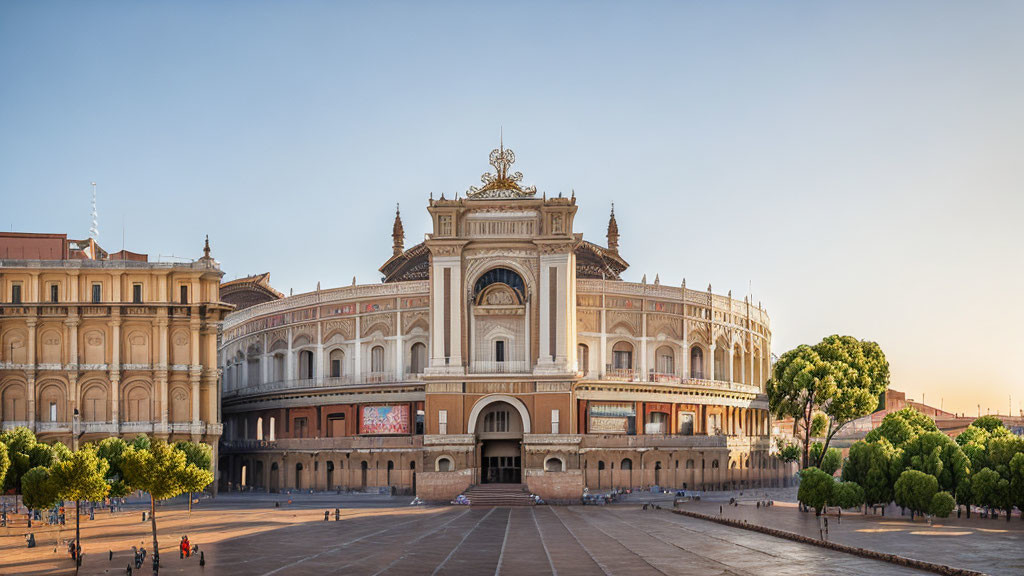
[551,409,560,434]
[613,351,632,370]
[331,359,341,378]
[11,284,21,304]
[495,340,505,363]
[92,284,102,303]
[415,410,425,435]
[439,410,448,435]
[179,285,188,304]
[49,402,57,422]
[132,283,142,303]
[50,284,59,303]
[294,417,308,438]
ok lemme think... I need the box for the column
[727,347,734,383]
[157,317,169,427]
[110,317,121,426]
[394,304,404,380]
[740,348,746,385]
[285,327,294,380]
[709,344,716,381]
[190,319,201,426]
[316,322,324,384]
[353,316,362,381]
[640,311,647,381]
[599,302,607,378]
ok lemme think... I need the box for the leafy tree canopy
[768,335,890,469]
[93,437,131,497]
[798,467,834,515]
[830,481,865,509]
[894,469,938,517]
[902,431,970,494]
[49,446,110,504]
[774,438,801,464]
[0,442,9,491]
[841,438,902,506]
[972,467,1010,512]
[122,440,213,501]
[929,491,955,518]
[865,407,938,449]
[20,466,58,510]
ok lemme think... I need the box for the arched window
[577,343,589,375]
[371,346,385,374]
[685,459,695,469]
[597,460,606,471]
[620,458,633,471]
[329,349,344,378]
[612,341,633,370]
[690,346,704,379]
[256,417,264,441]
[268,416,276,441]
[299,350,314,379]
[410,342,426,374]
[436,456,453,472]
[656,345,674,375]
[544,457,564,472]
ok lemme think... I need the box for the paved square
[1,498,933,575]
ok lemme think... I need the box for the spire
[89,182,99,241]
[607,202,619,254]
[392,203,405,256]
[201,234,212,260]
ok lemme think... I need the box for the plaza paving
[0,495,936,576]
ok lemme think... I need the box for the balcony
[224,373,425,399]
[468,360,531,374]
[35,421,72,433]
[595,370,762,394]
[82,422,118,434]
[1,421,30,432]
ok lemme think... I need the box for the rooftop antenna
[89,182,99,241]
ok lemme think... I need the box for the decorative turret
[392,203,405,256]
[199,234,214,264]
[607,202,619,254]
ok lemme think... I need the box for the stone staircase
[461,483,536,507]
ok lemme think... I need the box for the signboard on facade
[589,403,636,434]
[359,404,410,435]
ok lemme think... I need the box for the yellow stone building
[0,233,230,468]
[218,144,794,502]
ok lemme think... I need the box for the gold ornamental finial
[466,135,537,199]
[392,203,405,256]
[607,202,619,254]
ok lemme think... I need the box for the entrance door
[481,440,522,484]
[482,455,522,483]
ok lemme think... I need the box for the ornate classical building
[218,144,791,501]
[0,233,229,468]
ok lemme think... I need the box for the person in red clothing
[179,535,191,559]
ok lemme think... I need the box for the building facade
[218,145,792,501]
[0,233,230,474]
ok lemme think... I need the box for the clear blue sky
[2,1,1022,416]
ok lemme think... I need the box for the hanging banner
[359,404,410,435]
[589,403,636,434]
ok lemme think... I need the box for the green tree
[956,477,973,518]
[0,442,9,492]
[902,431,971,496]
[894,469,938,520]
[49,447,110,574]
[20,466,58,511]
[1010,453,1024,521]
[971,467,1010,519]
[970,415,1007,434]
[173,441,213,517]
[94,437,131,497]
[865,407,938,449]
[830,481,865,509]
[122,440,214,569]
[798,467,834,516]
[768,336,889,469]
[810,413,829,437]
[956,417,1011,472]
[774,438,801,464]
[0,427,38,494]
[842,439,901,509]
[929,491,955,518]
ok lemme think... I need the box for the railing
[82,422,117,434]
[604,368,639,381]
[35,422,71,432]
[224,373,426,399]
[467,360,531,374]
[0,258,219,270]
[591,372,762,394]
[1,421,30,431]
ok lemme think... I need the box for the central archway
[470,395,529,484]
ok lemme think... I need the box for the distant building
[0,232,232,489]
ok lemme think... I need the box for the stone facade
[0,233,230,488]
[218,145,795,502]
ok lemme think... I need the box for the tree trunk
[149,495,159,573]
[802,403,812,469]
[75,500,81,576]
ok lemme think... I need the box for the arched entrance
[473,398,526,484]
